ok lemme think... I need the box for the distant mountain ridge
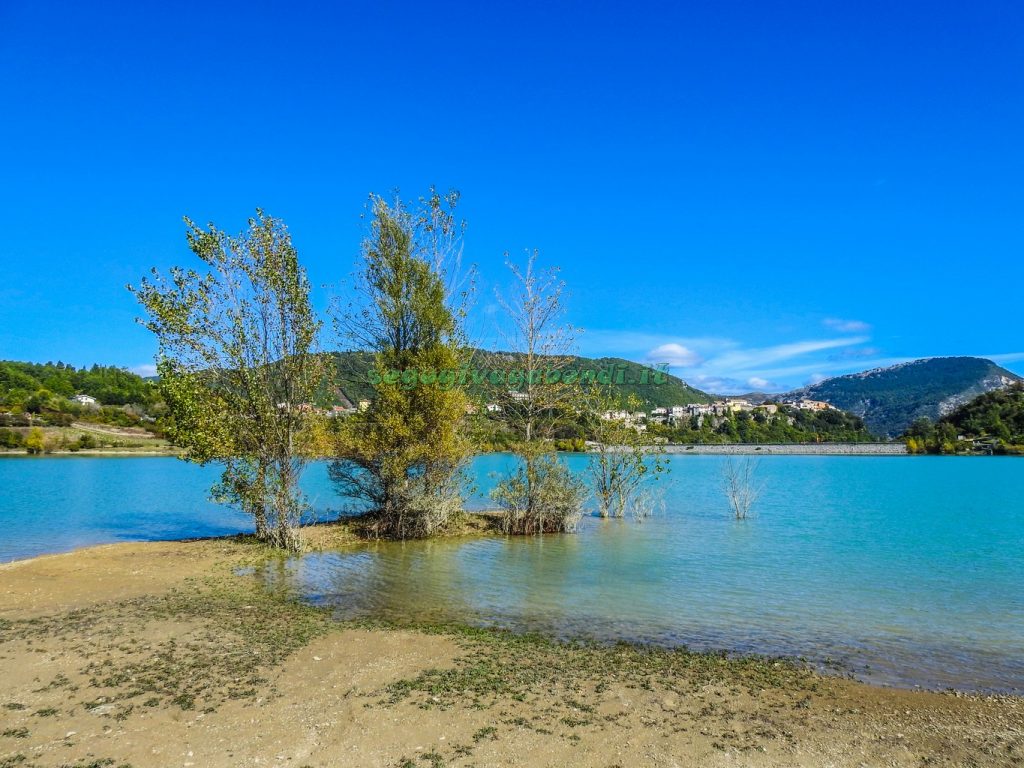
[8,354,1020,441]
[784,357,1021,437]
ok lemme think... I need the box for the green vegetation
[0,360,157,409]
[904,383,1024,454]
[649,404,874,444]
[793,356,1021,437]
[314,349,711,412]
[326,191,472,539]
[587,392,668,518]
[0,361,163,448]
[130,210,323,549]
[23,427,44,455]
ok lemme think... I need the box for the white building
[601,409,630,421]
[70,394,97,407]
[787,398,834,411]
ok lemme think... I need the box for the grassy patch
[0,550,333,719]
[372,619,818,711]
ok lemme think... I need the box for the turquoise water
[1,454,1022,693]
[0,457,342,562]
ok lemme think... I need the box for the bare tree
[489,250,587,534]
[491,250,581,444]
[721,456,761,520]
[629,485,667,523]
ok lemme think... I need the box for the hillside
[650,404,874,444]
[785,357,1021,437]
[319,350,715,409]
[904,383,1024,454]
[941,383,1024,440]
[2,353,714,415]
[0,361,166,453]
[0,360,158,408]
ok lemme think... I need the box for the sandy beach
[0,534,1019,767]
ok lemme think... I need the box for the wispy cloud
[579,325,1024,394]
[641,335,872,394]
[699,337,870,374]
[645,343,703,367]
[823,317,871,333]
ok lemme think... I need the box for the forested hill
[2,353,713,413]
[0,360,158,409]
[785,357,1021,437]
[939,383,1024,441]
[318,350,715,409]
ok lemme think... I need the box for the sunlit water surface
[2,454,1022,692]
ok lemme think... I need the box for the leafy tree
[587,390,667,519]
[130,210,323,550]
[328,190,473,538]
[25,427,45,455]
[0,428,24,449]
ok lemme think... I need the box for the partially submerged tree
[722,456,761,520]
[587,390,667,519]
[329,190,473,538]
[491,451,587,534]
[489,251,587,533]
[130,211,322,550]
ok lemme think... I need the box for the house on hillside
[789,399,833,411]
[70,394,98,407]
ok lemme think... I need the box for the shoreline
[0,536,1020,766]
[3,528,1021,697]
[1,442,908,458]
[658,442,908,455]
[2,536,1022,766]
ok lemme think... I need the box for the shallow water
[1,454,1022,692]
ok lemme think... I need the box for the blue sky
[1,1,1022,393]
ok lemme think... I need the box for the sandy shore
[0,536,1020,767]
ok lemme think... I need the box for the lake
[1,454,1022,693]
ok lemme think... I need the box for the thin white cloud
[578,326,1023,395]
[643,335,873,393]
[645,343,703,367]
[688,374,749,394]
[580,330,733,357]
[824,317,871,333]
[706,337,869,374]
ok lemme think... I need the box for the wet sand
[0,535,1020,767]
